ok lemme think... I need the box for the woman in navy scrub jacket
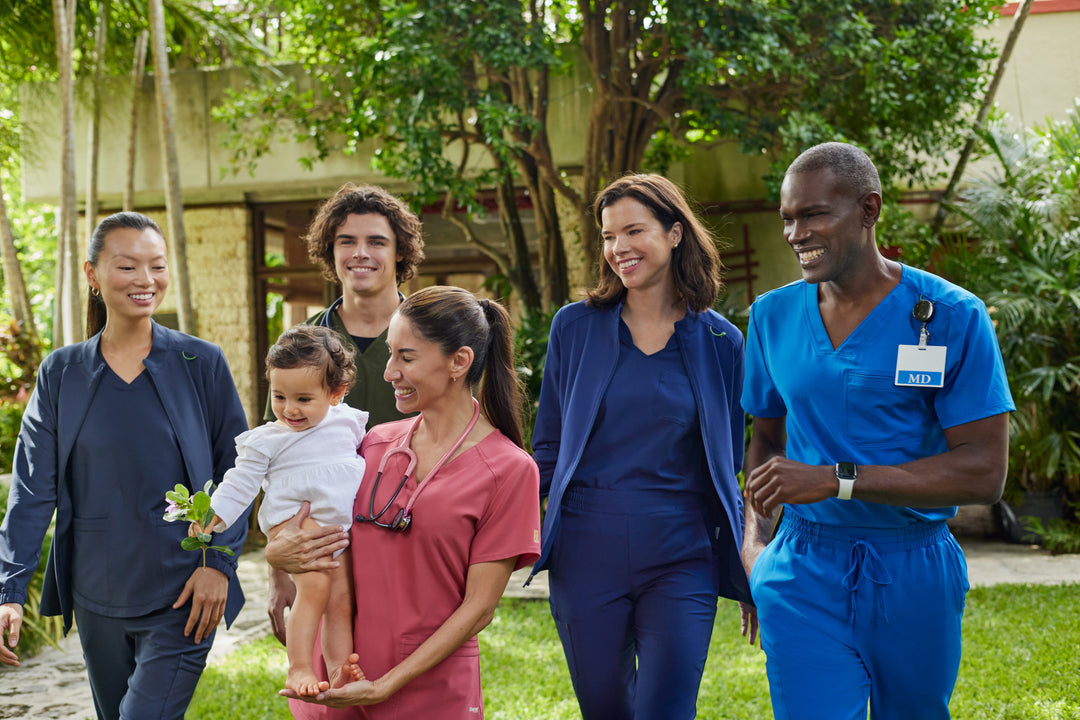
[0,212,249,720]
[530,175,753,720]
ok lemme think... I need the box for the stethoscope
[355,398,481,532]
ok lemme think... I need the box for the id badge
[895,345,946,387]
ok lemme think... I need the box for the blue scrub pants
[750,514,969,720]
[73,603,214,720]
[547,487,722,720]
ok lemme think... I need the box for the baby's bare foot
[330,653,365,688]
[287,667,326,697]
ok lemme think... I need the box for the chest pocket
[655,371,697,427]
[844,371,935,450]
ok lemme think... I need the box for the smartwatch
[835,462,857,500]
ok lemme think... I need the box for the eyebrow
[335,231,391,241]
[780,203,829,216]
[602,221,645,234]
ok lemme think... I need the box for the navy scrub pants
[73,602,215,720]
[547,486,722,720]
[750,513,970,720]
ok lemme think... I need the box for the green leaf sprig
[163,480,235,566]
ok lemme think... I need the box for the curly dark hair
[265,325,357,394]
[305,183,425,285]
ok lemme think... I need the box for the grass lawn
[188,583,1080,720]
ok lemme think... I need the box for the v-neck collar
[803,264,907,353]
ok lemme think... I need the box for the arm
[207,443,270,531]
[283,557,517,707]
[263,501,349,575]
[744,413,1010,517]
[531,313,564,499]
[173,353,251,643]
[0,371,61,665]
[741,415,786,584]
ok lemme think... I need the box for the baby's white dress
[210,402,368,539]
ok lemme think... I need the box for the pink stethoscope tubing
[357,398,480,530]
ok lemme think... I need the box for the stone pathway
[1,539,1075,719]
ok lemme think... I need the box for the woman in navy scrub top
[530,175,753,720]
[0,212,249,720]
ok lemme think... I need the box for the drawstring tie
[841,539,893,624]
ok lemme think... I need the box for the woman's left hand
[280,677,391,708]
[173,566,228,644]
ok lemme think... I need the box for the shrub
[935,107,1080,500]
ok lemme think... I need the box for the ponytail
[397,286,525,448]
[476,297,524,448]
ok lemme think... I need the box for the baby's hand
[187,517,223,537]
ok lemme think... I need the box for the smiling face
[269,365,344,432]
[600,197,682,298]
[383,314,465,416]
[779,167,880,285]
[84,227,169,326]
[332,213,403,300]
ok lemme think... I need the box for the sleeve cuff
[203,551,239,580]
[0,589,28,607]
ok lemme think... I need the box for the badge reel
[895,298,946,388]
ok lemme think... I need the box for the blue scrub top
[742,264,1014,528]
[571,318,708,496]
[71,366,190,616]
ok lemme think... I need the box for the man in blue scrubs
[741,142,1013,719]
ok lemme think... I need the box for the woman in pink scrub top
[268,286,541,719]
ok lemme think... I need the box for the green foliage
[1022,517,1080,556]
[934,106,1080,495]
[0,489,65,659]
[0,400,24,473]
[187,635,292,719]
[513,304,555,452]
[163,481,235,560]
[956,584,1080,718]
[215,0,998,311]
[678,0,1000,199]
[191,584,1080,719]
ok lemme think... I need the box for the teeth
[618,259,640,271]
[799,249,825,263]
[130,293,153,300]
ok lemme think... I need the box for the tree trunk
[148,0,195,334]
[533,177,568,308]
[0,173,41,371]
[85,1,109,251]
[932,0,1035,234]
[124,30,148,212]
[493,172,541,312]
[53,0,80,346]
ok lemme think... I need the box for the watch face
[836,462,857,479]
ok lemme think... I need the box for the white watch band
[836,476,855,500]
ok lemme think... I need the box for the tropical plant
[513,303,555,452]
[215,0,1000,313]
[940,105,1080,500]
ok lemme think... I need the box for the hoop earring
[90,287,100,297]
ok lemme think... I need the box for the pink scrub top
[291,418,542,720]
